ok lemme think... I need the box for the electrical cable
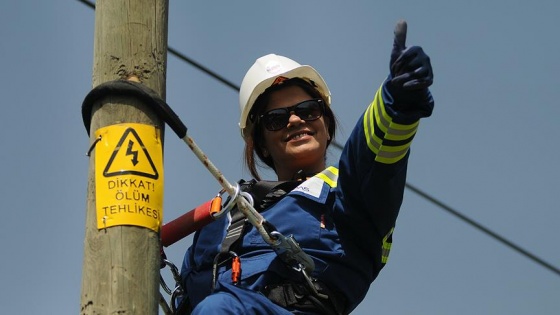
[77,0,560,277]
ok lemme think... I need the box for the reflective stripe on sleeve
[381,227,394,264]
[363,86,419,164]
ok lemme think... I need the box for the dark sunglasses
[258,99,325,131]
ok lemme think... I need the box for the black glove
[384,20,434,123]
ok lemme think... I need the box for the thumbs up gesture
[385,20,434,122]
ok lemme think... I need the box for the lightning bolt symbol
[126,140,139,166]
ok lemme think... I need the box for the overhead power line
[77,0,560,277]
[405,183,560,276]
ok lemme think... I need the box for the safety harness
[163,178,346,314]
[212,179,345,315]
[212,179,300,289]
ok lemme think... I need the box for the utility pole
[81,1,169,314]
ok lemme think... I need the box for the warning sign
[94,123,164,232]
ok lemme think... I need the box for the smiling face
[260,85,330,180]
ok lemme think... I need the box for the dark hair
[243,78,337,180]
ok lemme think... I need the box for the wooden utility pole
[81,1,169,314]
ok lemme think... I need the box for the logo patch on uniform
[294,177,323,198]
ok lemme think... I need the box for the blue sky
[0,1,559,314]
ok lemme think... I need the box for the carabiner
[211,251,242,291]
[210,184,240,219]
[269,231,315,274]
[210,184,255,220]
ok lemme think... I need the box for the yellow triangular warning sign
[103,128,159,179]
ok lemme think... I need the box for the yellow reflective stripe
[376,140,412,163]
[363,85,419,164]
[373,92,418,141]
[315,166,338,188]
[364,100,380,155]
[381,227,394,264]
[373,91,392,132]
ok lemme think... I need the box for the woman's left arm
[334,20,434,267]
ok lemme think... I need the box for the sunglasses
[258,99,325,131]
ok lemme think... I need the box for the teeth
[291,132,308,140]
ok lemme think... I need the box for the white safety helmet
[238,54,331,139]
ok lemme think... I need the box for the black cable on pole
[167,47,239,91]
[77,0,94,9]
[77,0,560,278]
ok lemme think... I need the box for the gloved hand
[384,20,434,123]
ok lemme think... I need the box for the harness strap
[220,209,248,253]
[252,180,301,211]
[211,201,249,291]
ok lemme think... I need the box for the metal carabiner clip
[211,184,254,220]
[210,184,240,220]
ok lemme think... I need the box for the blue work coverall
[180,81,431,314]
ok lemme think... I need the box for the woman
[180,21,434,314]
